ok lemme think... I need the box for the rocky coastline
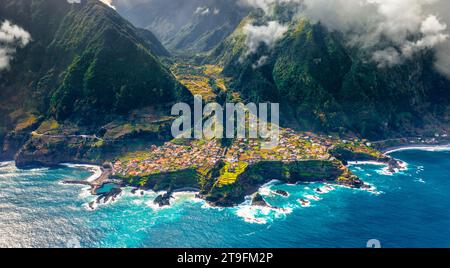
[3,131,448,209]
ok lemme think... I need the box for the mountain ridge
[0,0,191,161]
[206,15,450,139]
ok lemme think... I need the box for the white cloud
[239,0,302,15]
[243,20,288,57]
[0,20,32,71]
[303,0,449,68]
[241,0,450,76]
[100,0,116,9]
[67,0,116,9]
[253,55,269,68]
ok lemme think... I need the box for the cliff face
[328,145,390,164]
[15,135,103,168]
[14,118,175,168]
[202,159,360,207]
[115,157,359,207]
[121,169,201,192]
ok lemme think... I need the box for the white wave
[0,161,15,168]
[416,178,426,184]
[258,187,273,197]
[376,167,393,176]
[349,158,409,174]
[384,144,450,154]
[172,192,202,204]
[0,161,50,175]
[234,199,292,225]
[83,201,98,211]
[297,198,312,207]
[347,161,387,166]
[304,194,322,201]
[61,163,102,182]
[145,200,171,211]
[314,185,335,194]
[201,202,225,211]
[235,206,268,225]
[78,186,92,199]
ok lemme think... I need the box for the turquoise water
[0,147,449,248]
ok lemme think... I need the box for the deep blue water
[0,148,449,248]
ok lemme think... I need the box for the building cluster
[114,140,224,176]
[113,128,360,178]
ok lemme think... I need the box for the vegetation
[218,161,248,186]
[0,0,191,129]
[208,15,450,139]
[116,0,249,53]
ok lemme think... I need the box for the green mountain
[208,16,450,139]
[116,0,249,53]
[0,0,189,127]
[0,0,191,162]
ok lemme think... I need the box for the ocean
[0,146,449,248]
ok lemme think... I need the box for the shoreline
[346,144,450,172]
[60,163,113,195]
[382,143,450,154]
[61,163,103,183]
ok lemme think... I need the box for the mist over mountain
[114,0,249,53]
[207,3,450,138]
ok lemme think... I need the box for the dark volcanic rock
[205,160,351,207]
[274,190,289,197]
[329,146,389,163]
[96,188,122,204]
[387,158,403,173]
[63,180,91,186]
[251,193,269,207]
[153,192,173,207]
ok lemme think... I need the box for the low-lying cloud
[237,1,296,64]
[243,20,288,59]
[100,0,116,9]
[0,20,32,71]
[303,0,449,69]
[239,0,450,77]
[239,0,301,15]
[67,0,115,9]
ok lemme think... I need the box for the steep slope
[115,0,249,53]
[208,17,450,139]
[0,0,188,124]
[135,28,170,57]
[0,0,191,161]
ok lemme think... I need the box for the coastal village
[113,62,372,183]
[113,126,380,186]
[114,139,224,177]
